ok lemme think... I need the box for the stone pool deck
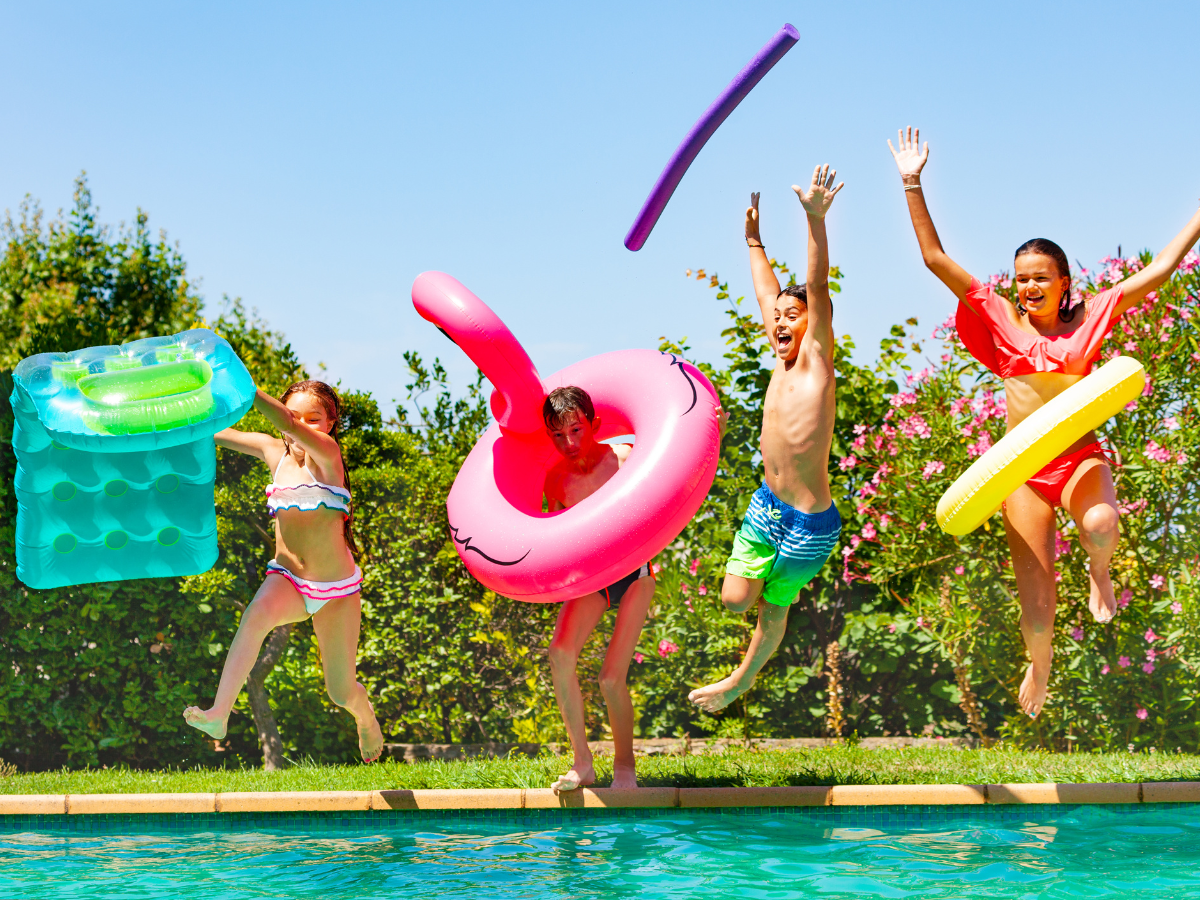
[1,782,1197,814]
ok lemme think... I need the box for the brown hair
[1014,238,1077,322]
[542,385,595,431]
[279,380,358,557]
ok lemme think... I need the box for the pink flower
[853,424,868,435]
[922,460,945,481]
[890,392,918,408]
[1118,656,1131,668]
[684,599,694,611]
[887,623,897,633]
[634,652,643,664]
[651,562,662,575]
[950,398,969,416]
[1101,664,1110,674]
[861,522,877,540]
[1071,627,1084,641]
[657,639,678,659]
[1177,452,1188,465]
[680,582,691,596]
[879,513,892,530]
[918,521,928,531]
[1124,341,1138,352]
[1146,649,1157,662]
[851,435,866,451]
[697,584,708,596]
[916,616,926,628]
[954,565,964,575]
[1142,662,1156,674]
[1118,589,1132,609]
[1171,601,1183,614]
[1150,575,1165,591]
[1054,530,1071,561]
[1054,571,1062,583]
[899,413,931,439]
[688,558,700,576]
[872,463,892,485]
[1136,708,1148,720]
[839,455,858,471]
[1145,629,1159,643]
[966,433,993,458]
[1163,416,1180,431]
[1145,441,1172,464]
[1126,400,1139,411]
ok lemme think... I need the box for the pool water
[3,804,1200,898]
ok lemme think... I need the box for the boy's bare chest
[554,454,621,508]
[762,366,835,441]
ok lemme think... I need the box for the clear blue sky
[2,1,1197,409]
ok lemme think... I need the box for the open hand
[793,165,844,219]
[715,404,729,441]
[888,126,928,179]
[745,192,762,244]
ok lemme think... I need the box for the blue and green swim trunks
[725,482,842,607]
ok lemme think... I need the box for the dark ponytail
[1014,238,1077,322]
[279,380,359,558]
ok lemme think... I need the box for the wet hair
[777,282,831,310]
[279,380,358,557]
[542,385,595,431]
[1014,238,1077,322]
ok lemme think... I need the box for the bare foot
[1088,564,1117,624]
[551,762,596,793]
[183,706,228,740]
[357,708,384,763]
[611,762,638,789]
[688,674,748,713]
[1018,662,1050,718]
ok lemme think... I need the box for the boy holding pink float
[689,164,844,715]
[542,386,724,792]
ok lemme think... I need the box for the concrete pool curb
[1,782,1197,814]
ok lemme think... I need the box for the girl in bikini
[889,127,1200,718]
[184,380,383,762]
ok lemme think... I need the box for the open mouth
[776,332,793,350]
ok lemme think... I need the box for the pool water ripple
[3,805,1200,898]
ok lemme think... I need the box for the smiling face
[285,391,335,434]
[772,294,808,360]
[1014,253,1070,318]
[546,408,600,460]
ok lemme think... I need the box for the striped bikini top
[265,451,351,519]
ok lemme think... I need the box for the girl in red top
[889,127,1200,718]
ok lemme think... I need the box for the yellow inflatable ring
[936,355,1145,535]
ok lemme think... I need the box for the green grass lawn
[4,746,1200,795]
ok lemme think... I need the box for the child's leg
[547,593,608,791]
[721,573,765,615]
[688,598,789,713]
[1062,458,1120,624]
[598,576,655,789]
[311,592,384,763]
[1002,484,1058,718]
[183,576,308,738]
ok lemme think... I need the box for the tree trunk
[245,624,294,771]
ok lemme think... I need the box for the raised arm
[793,164,843,361]
[746,192,783,333]
[888,127,972,302]
[1111,202,1200,317]
[251,389,345,480]
[214,427,278,462]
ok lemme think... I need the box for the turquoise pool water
[3,804,1200,898]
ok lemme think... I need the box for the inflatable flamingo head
[411,272,722,603]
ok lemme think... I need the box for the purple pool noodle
[624,23,800,252]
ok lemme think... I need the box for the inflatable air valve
[412,272,722,603]
[624,23,800,251]
[10,329,256,589]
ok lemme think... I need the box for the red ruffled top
[956,278,1123,378]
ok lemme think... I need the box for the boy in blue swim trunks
[690,164,845,714]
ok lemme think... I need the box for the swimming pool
[3,803,1199,898]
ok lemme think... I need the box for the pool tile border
[0,781,1193,814]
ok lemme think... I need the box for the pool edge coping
[0,782,1196,814]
